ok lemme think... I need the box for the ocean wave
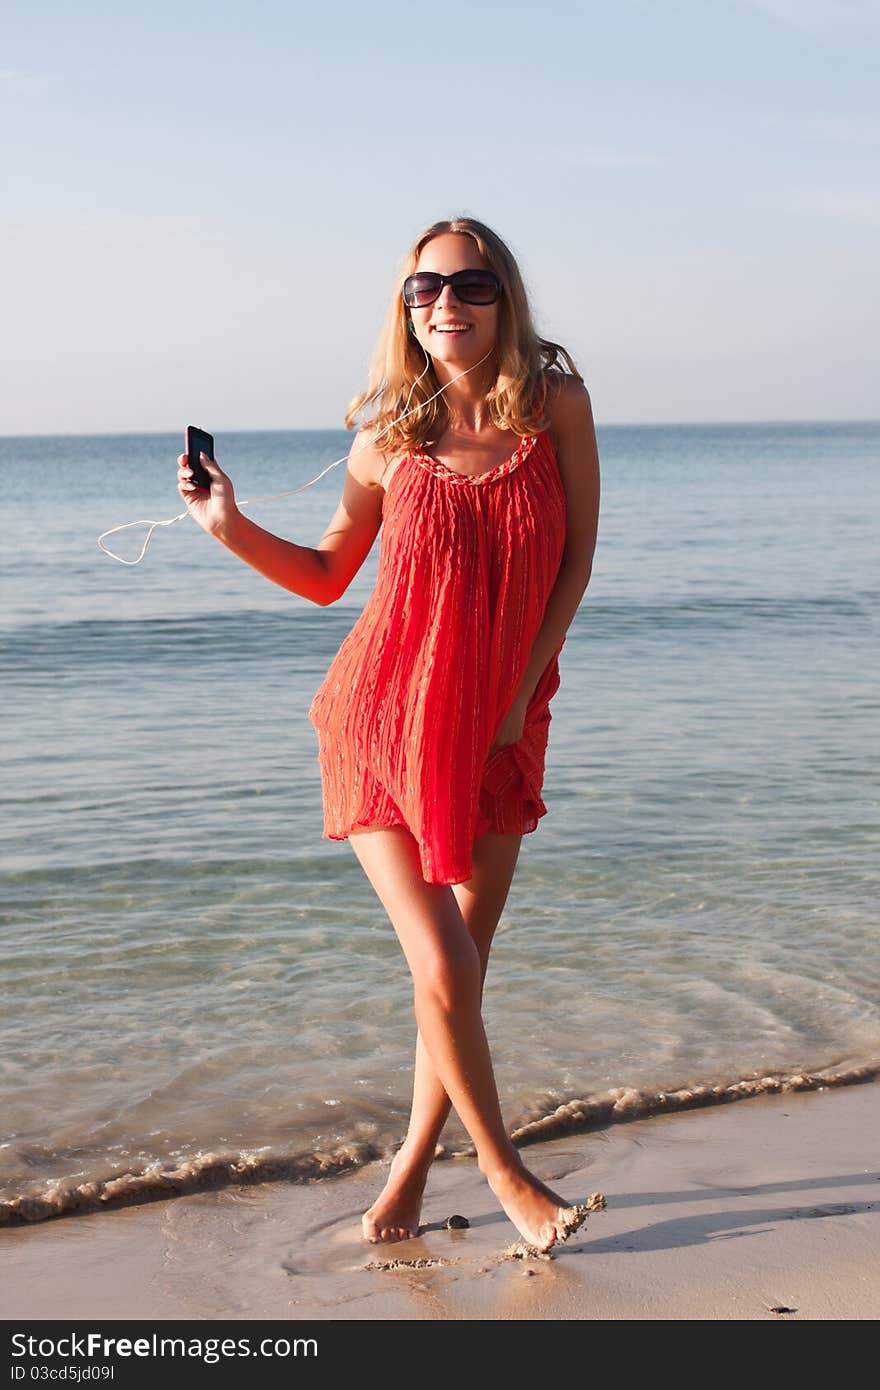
[0,593,872,676]
[2,1057,877,1229]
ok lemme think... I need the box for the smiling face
[407,232,501,366]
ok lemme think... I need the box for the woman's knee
[414,937,482,1014]
[348,826,482,998]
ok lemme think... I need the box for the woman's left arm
[514,378,601,707]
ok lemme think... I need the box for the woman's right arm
[176,426,387,607]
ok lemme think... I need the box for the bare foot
[362,1144,430,1244]
[485,1158,593,1253]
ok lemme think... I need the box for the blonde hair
[344,216,584,460]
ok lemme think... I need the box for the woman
[177,216,601,1252]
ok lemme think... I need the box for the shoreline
[2,1075,878,1320]
[3,1059,877,1228]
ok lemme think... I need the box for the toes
[555,1204,589,1242]
[362,1210,422,1244]
[382,1225,414,1242]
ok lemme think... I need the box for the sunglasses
[402,268,502,308]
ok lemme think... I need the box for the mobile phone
[184,425,214,491]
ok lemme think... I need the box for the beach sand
[2,1078,877,1321]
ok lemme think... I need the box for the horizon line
[1,416,878,441]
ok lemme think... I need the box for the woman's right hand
[177,452,238,536]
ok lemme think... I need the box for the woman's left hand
[485,693,529,761]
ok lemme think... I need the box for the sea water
[1,420,878,1208]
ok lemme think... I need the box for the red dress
[308,403,567,885]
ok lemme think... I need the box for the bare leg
[348,824,586,1251]
[360,829,521,1242]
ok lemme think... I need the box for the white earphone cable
[96,344,494,566]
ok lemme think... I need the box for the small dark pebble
[770,1305,797,1315]
[446,1214,470,1229]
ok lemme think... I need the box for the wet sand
[2,1078,878,1321]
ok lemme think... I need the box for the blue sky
[3,0,878,431]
